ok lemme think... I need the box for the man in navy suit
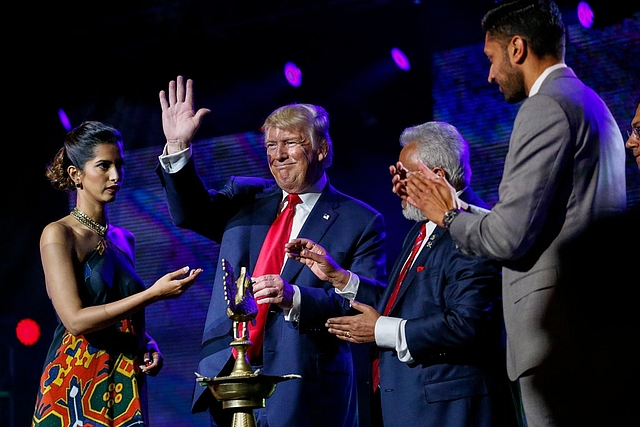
[405,2,626,426]
[286,122,518,427]
[156,76,386,427]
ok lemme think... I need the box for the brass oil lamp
[196,260,300,427]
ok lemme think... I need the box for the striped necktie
[372,222,427,390]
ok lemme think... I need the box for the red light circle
[16,318,41,346]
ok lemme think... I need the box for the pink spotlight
[284,62,302,87]
[391,47,410,71]
[577,1,595,29]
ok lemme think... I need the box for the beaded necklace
[70,207,108,237]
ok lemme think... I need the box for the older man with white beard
[286,121,519,427]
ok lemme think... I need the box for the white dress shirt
[336,220,438,364]
[529,63,567,97]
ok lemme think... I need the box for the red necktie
[244,193,302,362]
[372,222,427,391]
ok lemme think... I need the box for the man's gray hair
[399,121,472,190]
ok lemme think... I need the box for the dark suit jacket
[158,160,387,427]
[357,188,517,427]
[450,67,627,380]
[535,204,640,427]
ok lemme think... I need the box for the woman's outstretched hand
[151,266,203,299]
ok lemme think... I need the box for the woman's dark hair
[45,121,122,191]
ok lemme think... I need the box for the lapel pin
[323,214,330,220]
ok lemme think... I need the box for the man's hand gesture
[159,75,211,154]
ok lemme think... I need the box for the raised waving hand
[159,75,211,154]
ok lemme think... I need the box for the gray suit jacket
[450,66,626,380]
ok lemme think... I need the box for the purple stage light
[284,62,302,87]
[577,1,595,29]
[58,108,72,131]
[391,47,410,71]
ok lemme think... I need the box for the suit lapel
[381,222,445,314]
[281,185,340,281]
[379,222,422,312]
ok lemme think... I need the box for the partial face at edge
[625,103,640,170]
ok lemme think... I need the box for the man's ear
[316,143,328,162]
[432,166,446,179]
[510,36,526,64]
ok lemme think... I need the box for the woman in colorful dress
[32,121,203,426]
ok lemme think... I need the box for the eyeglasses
[628,127,640,140]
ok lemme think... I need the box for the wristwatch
[442,208,462,229]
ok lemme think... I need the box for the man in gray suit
[533,101,640,427]
[401,1,627,427]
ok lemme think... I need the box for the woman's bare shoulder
[40,217,76,246]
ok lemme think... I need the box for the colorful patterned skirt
[32,330,147,427]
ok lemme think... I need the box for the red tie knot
[287,193,302,208]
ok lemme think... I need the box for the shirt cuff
[375,316,412,363]
[158,144,191,173]
[468,204,490,215]
[334,271,359,300]
[284,285,301,322]
[375,316,402,348]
